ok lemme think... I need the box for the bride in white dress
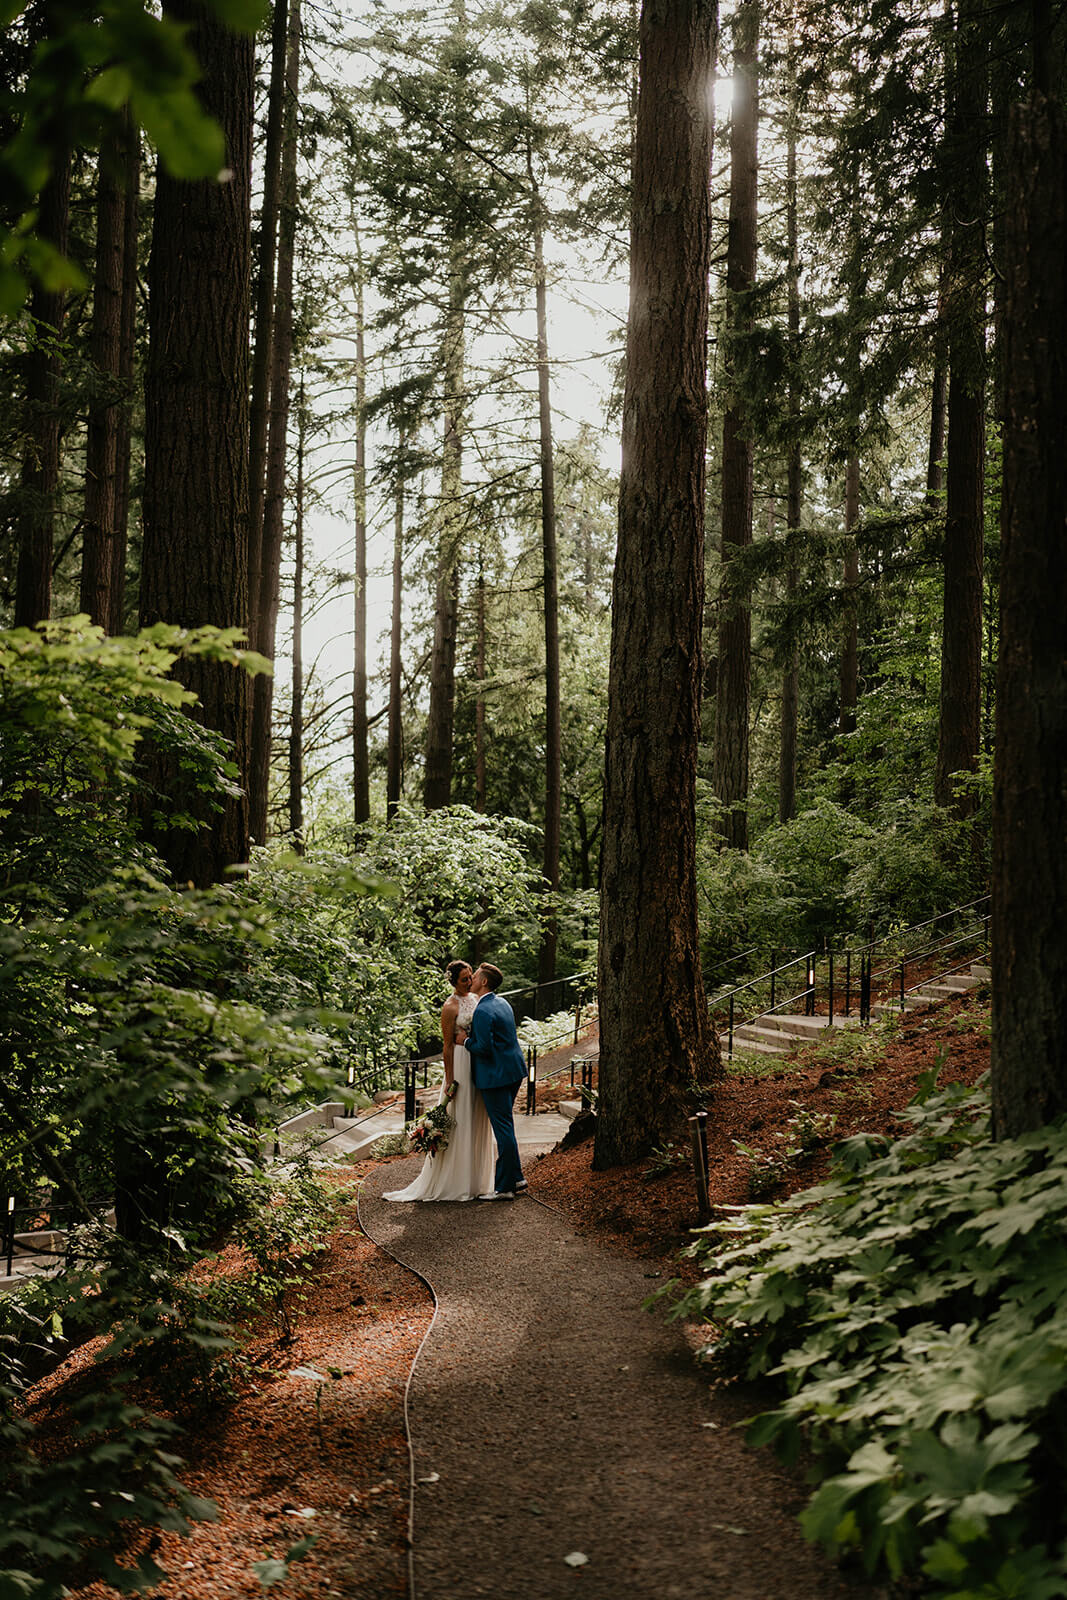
[383,960,496,1202]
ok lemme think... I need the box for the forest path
[359,1159,885,1600]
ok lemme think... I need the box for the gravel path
[360,1157,886,1600]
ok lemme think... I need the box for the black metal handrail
[714,896,991,1053]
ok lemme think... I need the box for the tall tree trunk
[935,0,988,811]
[15,151,70,628]
[139,0,254,886]
[926,270,948,502]
[288,377,306,852]
[779,47,800,826]
[351,225,370,826]
[528,155,561,988]
[595,0,721,1172]
[713,0,759,850]
[386,460,405,819]
[81,130,126,631]
[839,454,861,735]
[423,244,464,810]
[475,542,487,814]
[247,0,289,636]
[991,63,1067,1136]
[249,0,301,846]
[110,112,139,634]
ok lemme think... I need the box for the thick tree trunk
[111,113,139,633]
[926,341,947,502]
[249,0,300,846]
[713,0,759,850]
[247,0,289,635]
[424,247,464,811]
[529,170,561,988]
[139,0,254,885]
[595,0,721,1172]
[779,67,800,826]
[81,130,126,631]
[288,382,306,852]
[839,454,861,736]
[351,232,370,827]
[15,152,70,628]
[386,465,404,819]
[935,0,987,811]
[475,546,487,814]
[990,83,1067,1137]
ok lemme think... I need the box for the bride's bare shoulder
[441,992,459,1021]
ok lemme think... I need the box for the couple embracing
[384,961,526,1204]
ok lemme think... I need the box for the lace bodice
[456,993,478,1029]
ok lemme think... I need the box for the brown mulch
[32,1165,432,1600]
[27,993,988,1597]
[529,992,990,1266]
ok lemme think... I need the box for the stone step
[912,980,979,1003]
[729,1024,792,1054]
[970,963,991,982]
[870,995,929,1017]
[726,1035,793,1058]
[758,1010,860,1036]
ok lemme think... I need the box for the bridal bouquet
[408,1082,458,1157]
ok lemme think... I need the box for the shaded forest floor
[41,989,990,1599]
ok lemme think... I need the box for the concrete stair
[871,963,987,1019]
[726,961,989,1058]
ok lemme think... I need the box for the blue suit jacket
[466,991,526,1090]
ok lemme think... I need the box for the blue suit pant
[479,1082,523,1193]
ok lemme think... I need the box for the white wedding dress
[383,993,497,1202]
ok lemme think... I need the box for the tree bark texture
[990,87,1067,1138]
[595,0,721,1171]
[935,0,988,810]
[249,0,300,846]
[530,176,561,988]
[779,66,800,826]
[839,454,860,735]
[351,236,370,827]
[81,128,127,631]
[247,0,289,635]
[289,384,306,851]
[386,465,405,819]
[15,152,70,628]
[424,241,465,810]
[475,546,487,814]
[713,0,758,850]
[111,114,140,633]
[140,0,254,885]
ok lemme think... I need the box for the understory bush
[662,1074,1067,1597]
[0,1158,339,1597]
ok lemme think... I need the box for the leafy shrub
[662,1075,1067,1596]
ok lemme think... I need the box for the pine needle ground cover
[664,1074,1067,1599]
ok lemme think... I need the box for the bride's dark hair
[445,959,470,986]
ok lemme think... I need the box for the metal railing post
[688,1116,710,1222]
[404,1062,416,1123]
[805,953,816,1017]
[860,954,871,1025]
[526,1047,537,1115]
[828,952,835,1026]
[844,951,852,1017]
[728,994,735,1057]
